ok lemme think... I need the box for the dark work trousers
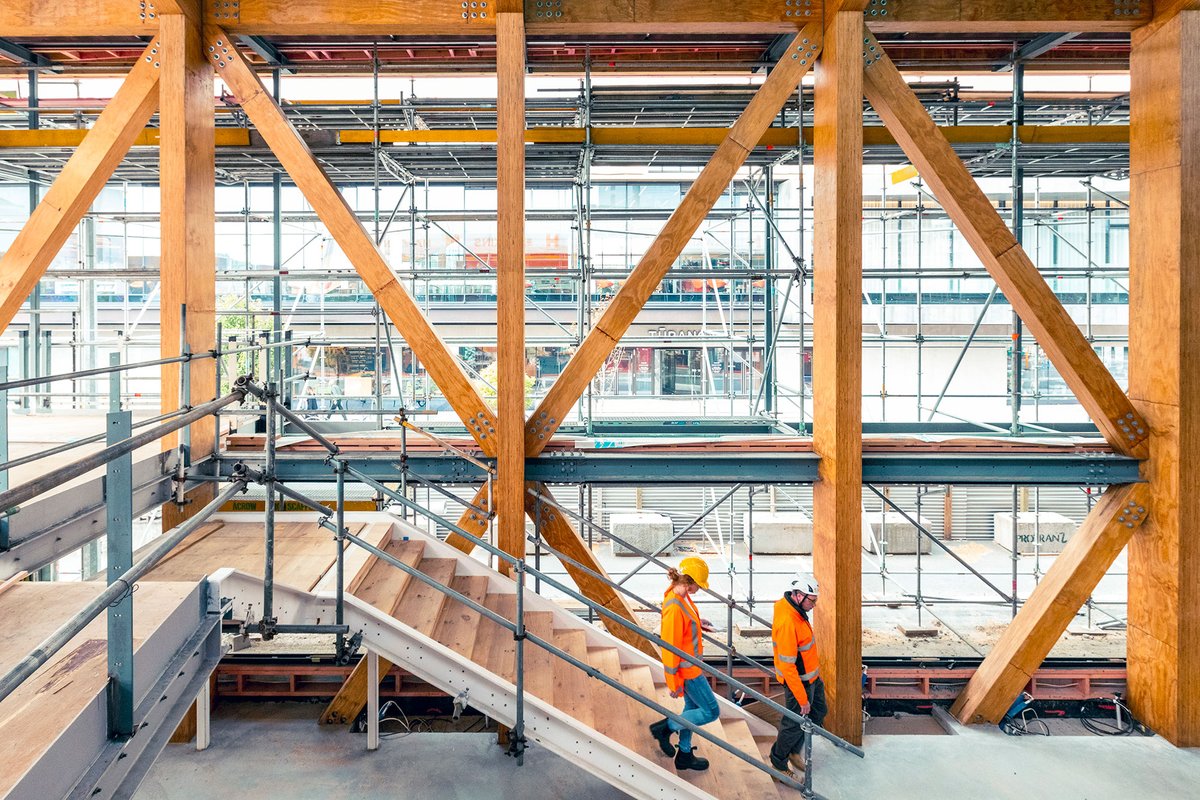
[769,677,828,768]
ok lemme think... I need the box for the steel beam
[238,35,294,73]
[0,37,51,68]
[228,450,1139,486]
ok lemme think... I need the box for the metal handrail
[0,478,248,704]
[352,465,774,681]
[0,407,190,474]
[0,352,201,393]
[336,526,835,797]
[527,487,778,631]
[334,464,851,747]
[0,388,247,514]
[516,525,778,682]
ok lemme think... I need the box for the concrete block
[610,512,675,557]
[993,511,1077,554]
[897,625,939,638]
[743,511,813,554]
[862,513,933,554]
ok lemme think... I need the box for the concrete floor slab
[137,702,1200,800]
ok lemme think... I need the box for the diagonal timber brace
[951,483,1150,723]
[0,41,161,333]
[522,23,825,458]
[206,27,499,455]
[860,32,1147,457]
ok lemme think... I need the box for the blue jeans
[667,676,720,752]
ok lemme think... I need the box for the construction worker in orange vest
[769,573,826,778]
[648,556,720,772]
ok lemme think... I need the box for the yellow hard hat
[678,556,710,590]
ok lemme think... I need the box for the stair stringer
[213,567,721,800]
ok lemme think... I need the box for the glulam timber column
[1127,7,1200,746]
[159,10,216,528]
[810,7,863,745]
[496,4,526,572]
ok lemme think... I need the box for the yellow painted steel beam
[0,128,250,148]
[0,125,1129,150]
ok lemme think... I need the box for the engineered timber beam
[524,24,823,456]
[862,33,1148,458]
[0,42,160,334]
[1126,7,1200,746]
[0,1,1151,36]
[496,10,526,568]
[159,12,215,457]
[207,27,499,455]
[811,7,863,746]
[951,483,1150,724]
[865,0,1149,33]
[158,12,217,539]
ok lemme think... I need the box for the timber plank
[391,558,457,637]
[481,593,518,682]
[431,574,490,658]
[716,717,782,800]
[550,629,596,730]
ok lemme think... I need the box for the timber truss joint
[783,0,816,21]
[1112,411,1148,447]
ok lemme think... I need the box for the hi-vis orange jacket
[661,589,704,693]
[772,596,820,704]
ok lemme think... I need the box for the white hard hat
[790,574,820,597]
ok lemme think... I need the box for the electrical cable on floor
[1079,695,1150,736]
[360,701,490,739]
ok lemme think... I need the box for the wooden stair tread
[392,557,457,636]
[521,609,557,704]
[584,646,642,749]
[348,538,424,604]
[431,574,489,658]
[549,629,596,729]
[477,593,517,681]
[709,716,782,800]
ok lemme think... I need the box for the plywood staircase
[217,515,799,800]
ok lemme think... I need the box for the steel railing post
[262,382,278,638]
[511,559,528,765]
[106,376,134,739]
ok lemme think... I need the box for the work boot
[674,747,710,771]
[648,718,676,757]
[788,751,807,772]
[771,760,800,784]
